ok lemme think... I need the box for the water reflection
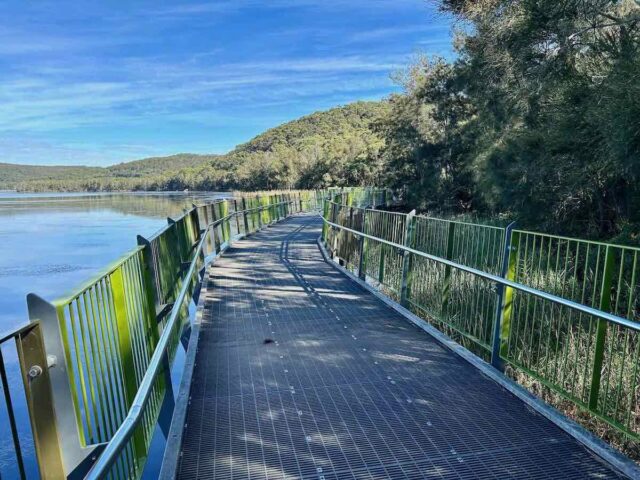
[0,191,224,218]
[0,191,228,330]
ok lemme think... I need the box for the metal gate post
[490,222,517,370]
[400,211,417,307]
[589,245,616,410]
[26,294,104,479]
[15,321,65,480]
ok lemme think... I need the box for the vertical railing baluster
[257,196,263,230]
[358,210,368,280]
[242,198,249,234]
[378,229,386,285]
[234,199,240,236]
[322,199,330,241]
[221,200,230,244]
[0,349,27,479]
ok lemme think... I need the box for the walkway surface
[176,214,626,480]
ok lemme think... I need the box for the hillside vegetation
[147,101,389,191]
[7,102,388,193]
[106,154,218,178]
[0,163,105,189]
[2,154,217,192]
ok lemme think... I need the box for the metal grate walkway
[176,215,626,480]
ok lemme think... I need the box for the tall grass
[325,200,640,459]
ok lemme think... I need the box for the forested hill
[0,154,217,191]
[235,101,384,155]
[0,163,105,188]
[5,101,388,192]
[191,101,389,191]
[106,154,218,178]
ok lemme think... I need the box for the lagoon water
[0,191,227,478]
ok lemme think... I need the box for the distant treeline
[0,154,216,191]
[9,102,388,194]
[6,0,640,243]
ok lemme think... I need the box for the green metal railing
[323,199,640,442]
[0,187,386,480]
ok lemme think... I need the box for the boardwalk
[175,214,627,480]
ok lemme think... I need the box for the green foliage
[376,58,478,214]
[378,0,640,240]
[226,101,389,190]
[106,154,218,178]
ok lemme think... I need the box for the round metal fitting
[28,365,43,379]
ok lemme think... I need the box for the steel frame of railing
[323,218,640,332]
[322,198,640,443]
[85,212,227,479]
[0,322,48,479]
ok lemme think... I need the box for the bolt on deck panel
[177,215,626,480]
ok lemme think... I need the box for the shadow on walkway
[177,215,626,480]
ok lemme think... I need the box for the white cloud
[0,52,407,133]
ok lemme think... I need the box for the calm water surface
[0,191,228,478]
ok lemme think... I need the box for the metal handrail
[85,201,297,478]
[84,215,217,478]
[323,218,640,333]
[0,322,36,479]
[0,321,33,344]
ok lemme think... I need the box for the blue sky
[0,0,454,166]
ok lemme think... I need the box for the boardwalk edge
[159,232,247,479]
